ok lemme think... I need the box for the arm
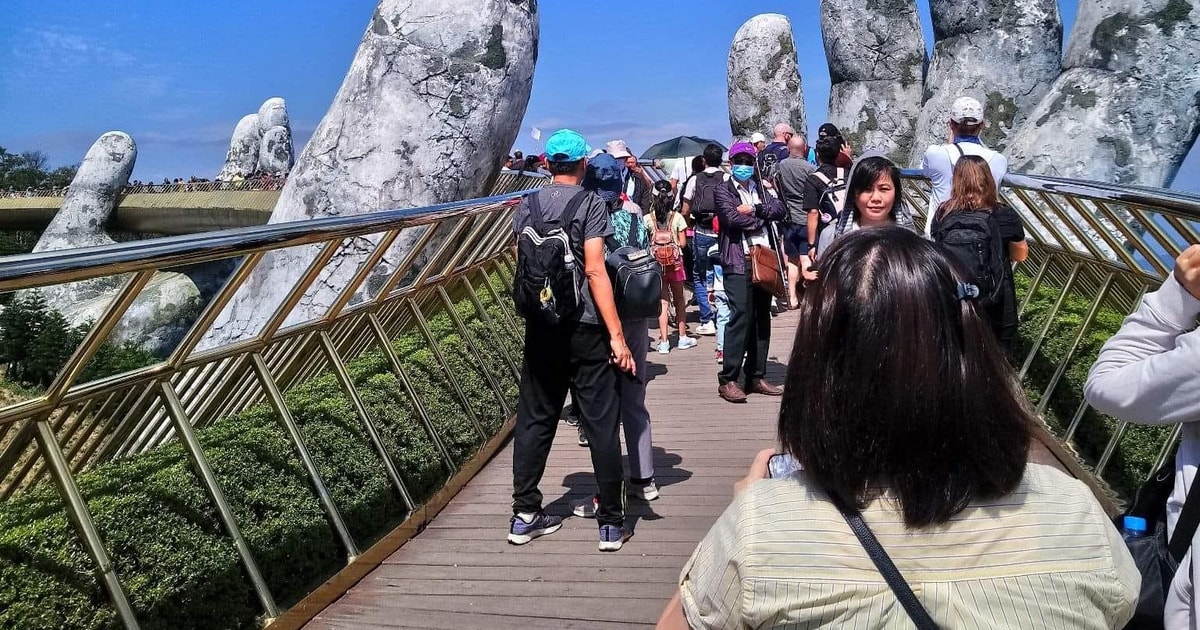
[1084,246,1200,425]
[1008,240,1028,263]
[755,191,786,222]
[675,215,687,248]
[583,237,634,374]
[656,592,691,630]
[714,182,761,232]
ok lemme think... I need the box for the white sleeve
[1084,276,1200,426]
[683,176,697,201]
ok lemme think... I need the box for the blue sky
[1,0,1196,191]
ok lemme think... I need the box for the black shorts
[783,223,810,257]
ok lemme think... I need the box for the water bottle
[1121,515,1149,542]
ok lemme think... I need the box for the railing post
[249,353,360,561]
[365,313,457,474]
[435,286,512,417]
[158,382,280,622]
[406,298,488,440]
[476,265,521,338]
[32,417,141,630]
[1019,262,1084,381]
[316,331,415,512]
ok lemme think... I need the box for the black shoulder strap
[1169,482,1200,562]
[626,212,641,247]
[952,143,966,160]
[839,507,940,630]
[528,192,547,235]
[559,190,591,230]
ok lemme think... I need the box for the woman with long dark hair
[658,228,1138,629]
[813,154,914,257]
[713,141,786,403]
[931,154,1028,352]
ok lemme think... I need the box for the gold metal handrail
[0,169,546,629]
[900,168,1200,505]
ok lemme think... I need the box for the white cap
[749,132,767,144]
[950,97,985,124]
[605,139,632,159]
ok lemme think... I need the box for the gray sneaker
[628,480,659,501]
[571,495,599,518]
[598,524,633,552]
[577,425,589,447]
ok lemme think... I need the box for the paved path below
[304,309,1071,629]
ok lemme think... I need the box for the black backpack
[605,211,662,320]
[512,190,590,325]
[758,147,781,184]
[932,210,1007,307]
[690,171,723,222]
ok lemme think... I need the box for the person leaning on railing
[657,227,1139,630]
[1086,244,1200,628]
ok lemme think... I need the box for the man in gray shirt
[774,134,815,308]
[509,129,636,552]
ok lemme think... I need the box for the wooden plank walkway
[304,309,1074,629]
[305,311,798,629]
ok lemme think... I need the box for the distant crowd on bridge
[3,171,288,198]
[502,94,1200,628]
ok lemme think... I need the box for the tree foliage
[0,146,78,190]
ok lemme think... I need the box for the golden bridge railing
[901,169,1200,504]
[0,170,546,629]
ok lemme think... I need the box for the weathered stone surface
[908,0,1061,163]
[727,14,806,139]
[215,114,262,181]
[820,0,926,161]
[258,126,293,176]
[257,97,290,130]
[201,0,539,348]
[1007,0,1200,187]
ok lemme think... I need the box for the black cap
[818,123,842,139]
[653,179,672,194]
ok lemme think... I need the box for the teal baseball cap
[544,129,591,162]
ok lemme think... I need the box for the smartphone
[768,453,802,478]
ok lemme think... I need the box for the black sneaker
[577,425,589,447]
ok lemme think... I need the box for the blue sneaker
[508,512,563,545]
[598,524,633,552]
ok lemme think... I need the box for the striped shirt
[679,463,1140,629]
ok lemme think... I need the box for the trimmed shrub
[0,280,519,630]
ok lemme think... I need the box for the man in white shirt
[920,96,1009,235]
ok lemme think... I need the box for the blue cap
[544,129,591,163]
[583,153,623,203]
[1123,515,1147,532]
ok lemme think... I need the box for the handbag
[1119,463,1200,629]
[748,244,785,298]
[837,505,940,630]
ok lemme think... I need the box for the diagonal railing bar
[478,260,521,336]
[1086,199,1169,279]
[1019,253,1055,318]
[369,225,441,307]
[365,313,457,475]
[1126,204,1187,260]
[1034,191,1115,264]
[249,352,361,561]
[1035,273,1118,417]
[460,275,520,381]
[322,230,401,323]
[257,239,344,342]
[436,286,513,418]
[406,297,487,441]
[158,381,281,621]
[169,251,266,368]
[1018,262,1084,381]
[316,330,415,513]
[33,415,141,629]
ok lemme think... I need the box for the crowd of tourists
[3,172,287,198]
[505,95,1200,628]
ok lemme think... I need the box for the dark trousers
[513,321,624,527]
[719,271,773,386]
[987,278,1020,356]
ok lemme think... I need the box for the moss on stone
[478,24,507,70]
[984,92,1019,145]
[900,52,925,87]
[1098,135,1133,166]
[1157,0,1193,35]
[1036,83,1099,127]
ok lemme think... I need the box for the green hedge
[1013,270,1173,502]
[0,279,520,630]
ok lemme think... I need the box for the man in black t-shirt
[800,136,848,278]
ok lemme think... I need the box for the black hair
[547,159,582,176]
[730,153,755,167]
[846,156,902,221]
[951,120,984,137]
[702,143,723,168]
[651,180,673,223]
[691,155,706,174]
[815,136,843,165]
[780,227,1031,527]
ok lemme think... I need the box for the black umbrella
[639,136,727,160]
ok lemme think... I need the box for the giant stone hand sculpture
[216,97,295,180]
[200,0,538,348]
[728,14,806,139]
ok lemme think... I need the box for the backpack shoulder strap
[559,190,591,232]
[951,143,966,160]
[814,172,832,187]
[626,212,640,247]
[527,192,547,234]
[1170,481,1200,562]
[835,167,846,182]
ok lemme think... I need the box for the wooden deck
[303,309,1077,629]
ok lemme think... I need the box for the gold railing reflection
[901,169,1200,504]
[0,169,546,629]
